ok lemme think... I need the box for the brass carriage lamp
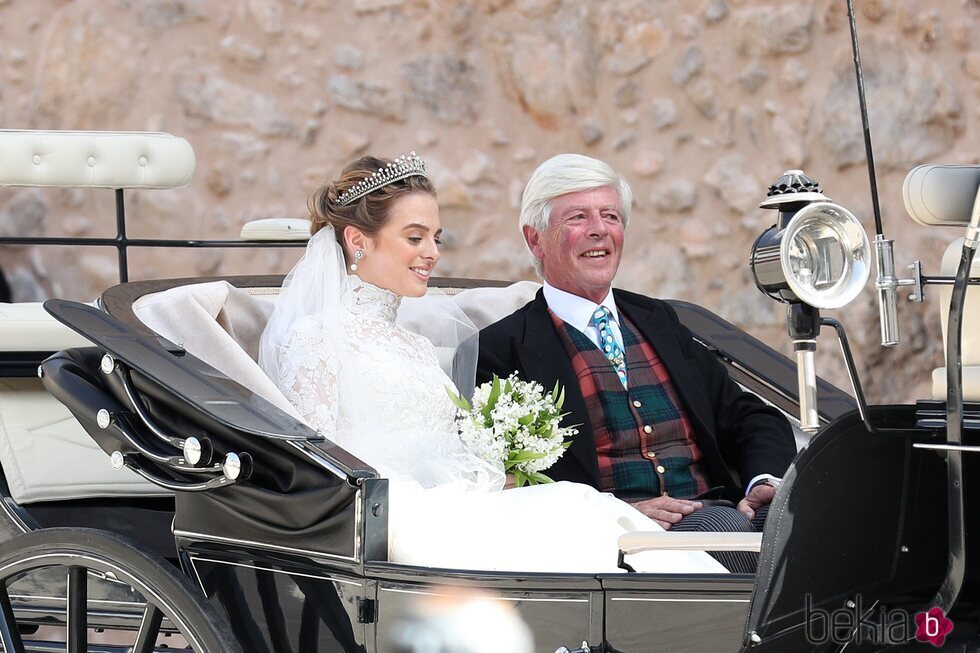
[750,171,872,431]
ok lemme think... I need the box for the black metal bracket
[819,317,874,434]
[121,454,250,492]
[616,550,636,573]
[356,598,376,624]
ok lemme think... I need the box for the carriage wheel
[0,527,241,653]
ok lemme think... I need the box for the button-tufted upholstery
[0,130,195,189]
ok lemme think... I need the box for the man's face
[525,185,624,304]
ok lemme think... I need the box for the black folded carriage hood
[39,298,386,564]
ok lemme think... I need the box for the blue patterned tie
[591,306,627,388]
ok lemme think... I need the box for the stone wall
[1,0,978,403]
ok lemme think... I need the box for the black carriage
[1,7,980,651]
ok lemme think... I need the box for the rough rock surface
[1,0,977,403]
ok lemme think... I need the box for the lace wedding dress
[266,272,726,574]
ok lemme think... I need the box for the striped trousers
[671,505,769,574]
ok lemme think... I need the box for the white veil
[397,294,479,401]
[258,226,347,387]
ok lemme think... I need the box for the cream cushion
[239,217,311,241]
[0,302,91,351]
[448,281,541,330]
[0,377,172,502]
[0,130,195,189]
[619,531,763,555]
[0,302,167,502]
[931,237,980,400]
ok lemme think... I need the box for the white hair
[519,154,633,276]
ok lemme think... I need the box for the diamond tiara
[336,152,428,207]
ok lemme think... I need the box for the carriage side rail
[0,229,307,284]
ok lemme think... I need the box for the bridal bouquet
[448,373,577,487]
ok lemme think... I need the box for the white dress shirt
[542,282,625,353]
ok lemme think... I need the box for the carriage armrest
[0,302,91,352]
[240,217,311,241]
[618,531,763,554]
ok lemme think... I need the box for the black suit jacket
[477,288,796,504]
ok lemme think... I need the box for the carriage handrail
[0,129,307,283]
[619,532,763,555]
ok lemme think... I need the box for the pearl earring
[351,249,364,272]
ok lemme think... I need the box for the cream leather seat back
[902,164,980,402]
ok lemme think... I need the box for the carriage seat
[904,164,980,401]
[0,302,172,503]
[930,237,980,401]
[132,279,543,419]
[0,130,199,505]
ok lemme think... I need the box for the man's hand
[631,496,703,530]
[737,482,777,521]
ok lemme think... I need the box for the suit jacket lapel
[517,292,600,486]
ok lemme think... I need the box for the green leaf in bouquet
[514,471,529,488]
[562,441,573,449]
[482,375,502,420]
[507,450,546,463]
[445,384,472,412]
[528,471,554,485]
[518,413,535,426]
[556,385,566,410]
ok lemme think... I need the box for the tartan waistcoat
[551,310,711,501]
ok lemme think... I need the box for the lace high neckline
[344,274,401,322]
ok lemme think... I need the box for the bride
[259,153,725,574]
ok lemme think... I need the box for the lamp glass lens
[787,221,849,293]
[781,203,870,309]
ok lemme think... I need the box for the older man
[477,154,796,571]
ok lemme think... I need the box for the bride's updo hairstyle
[308,155,436,259]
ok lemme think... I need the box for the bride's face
[359,192,441,297]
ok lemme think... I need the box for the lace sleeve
[274,317,340,436]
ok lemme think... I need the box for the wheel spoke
[66,566,88,653]
[0,529,239,653]
[132,603,164,653]
[0,583,26,653]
